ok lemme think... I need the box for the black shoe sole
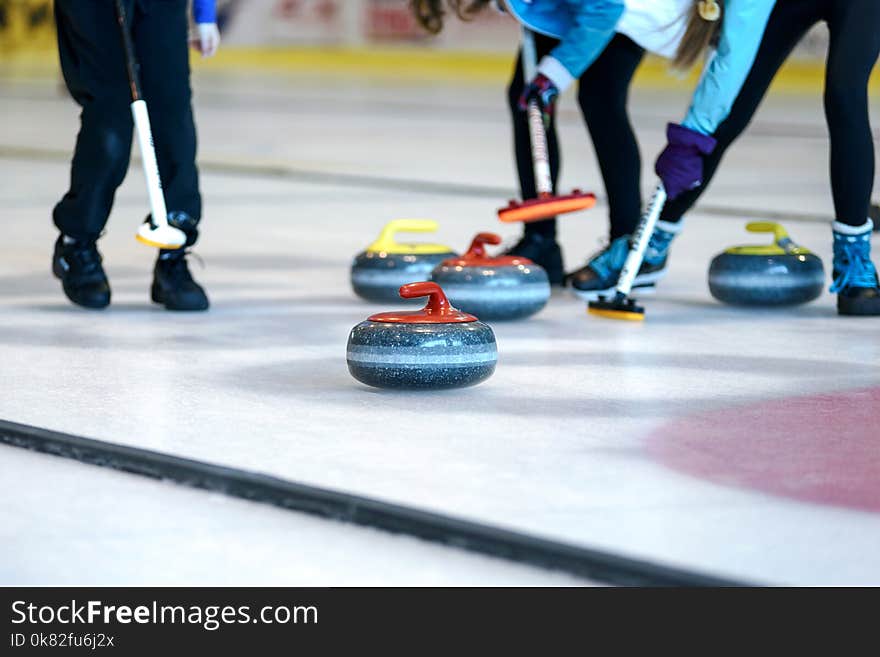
[837,298,880,316]
[151,284,210,312]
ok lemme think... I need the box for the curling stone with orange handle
[431,232,550,320]
[346,282,497,390]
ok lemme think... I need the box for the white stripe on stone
[347,348,497,366]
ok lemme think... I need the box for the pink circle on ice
[646,387,880,513]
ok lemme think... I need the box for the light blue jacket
[504,0,777,136]
[682,0,777,135]
[504,0,624,91]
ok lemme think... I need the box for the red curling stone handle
[365,282,478,324]
[464,232,503,260]
[398,281,453,316]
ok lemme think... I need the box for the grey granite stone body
[347,320,497,389]
[351,251,456,303]
[709,252,825,306]
[431,264,550,320]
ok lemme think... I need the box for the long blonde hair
[673,1,724,70]
[410,0,494,34]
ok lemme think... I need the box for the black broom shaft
[115,0,142,102]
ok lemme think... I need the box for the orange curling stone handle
[368,282,478,324]
[466,232,502,257]
[498,190,596,224]
[441,232,534,267]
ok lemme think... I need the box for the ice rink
[1,62,878,586]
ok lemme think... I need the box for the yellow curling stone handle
[366,219,453,255]
[725,222,813,256]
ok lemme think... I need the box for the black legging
[508,33,645,240]
[663,0,880,227]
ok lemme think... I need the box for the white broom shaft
[528,102,553,195]
[131,100,169,229]
[616,183,667,296]
[522,29,553,196]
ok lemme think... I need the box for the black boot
[151,250,209,311]
[52,235,111,309]
[503,232,565,286]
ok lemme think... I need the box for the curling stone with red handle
[351,219,457,303]
[431,233,551,320]
[347,282,497,390]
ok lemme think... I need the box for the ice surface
[0,70,878,585]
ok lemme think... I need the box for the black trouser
[53,0,201,242]
[508,33,645,240]
[663,0,880,227]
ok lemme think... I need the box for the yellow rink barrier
[192,46,879,96]
[0,0,56,55]
[2,13,877,97]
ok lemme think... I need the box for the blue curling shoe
[831,219,880,316]
[568,220,681,300]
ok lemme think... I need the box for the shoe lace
[161,250,203,284]
[831,234,878,293]
[647,227,675,261]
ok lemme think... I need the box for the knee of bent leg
[577,82,624,123]
[81,99,133,175]
[824,77,866,124]
[99,128,133,185]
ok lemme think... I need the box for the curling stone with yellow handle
[350,219,457,303]
[708,222,825,306]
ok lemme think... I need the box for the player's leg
[824,0,880,315]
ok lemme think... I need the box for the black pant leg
[824,0,880,226]
[53,0,137,241]
[134,0,201,226]
[507,33,561,237]
[577,34,644,240]
[660,0,821,222]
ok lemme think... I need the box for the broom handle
[522,29,553,197]
[115,0,169,232]
[615,183,667,296]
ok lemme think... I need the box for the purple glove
[518,73,559,125]
[655,123,717,200]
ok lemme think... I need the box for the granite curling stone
[430,232,551,320]
[708,222,825,306]
[350,219,457,303]
[347,281,497,390]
